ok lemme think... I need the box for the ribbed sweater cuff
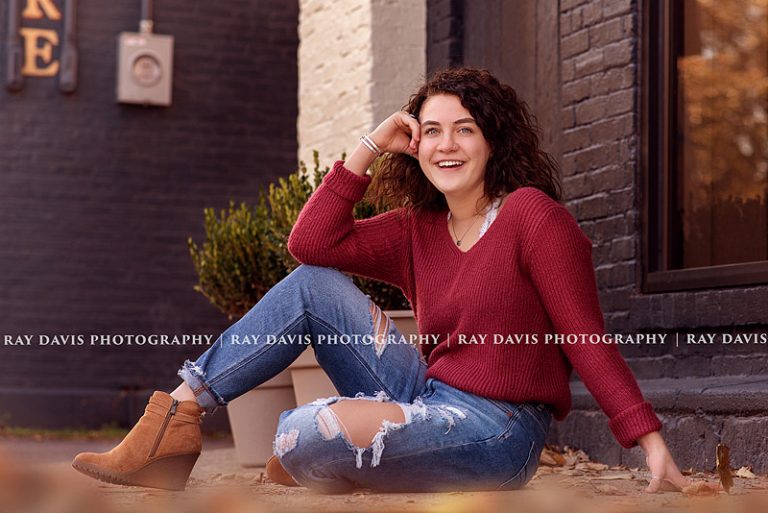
[608,401,663,448]
[323,160,372,202]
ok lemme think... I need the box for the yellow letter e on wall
[20,28,60,76]
[20,0,63,77]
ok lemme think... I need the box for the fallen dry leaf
[682,481,719,496]
[563,447,591,467]
[577,462,609,472]
[594,472,635,481]
[716,443,734,493]
[742,481,768,490]
[735,466,757,479]
[560,477,589,486]
[593,484,626,496]
[540,446,566,466]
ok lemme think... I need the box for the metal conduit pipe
[5,0,24,91]
[59,0,78,93]
[140,0,154,34]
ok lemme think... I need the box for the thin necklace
[448,197,503,246]
[450,213,482,247]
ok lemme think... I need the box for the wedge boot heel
[72,391,204,491]
[74,452,201,491]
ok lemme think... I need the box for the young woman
[73,67,700,494]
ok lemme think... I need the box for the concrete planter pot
[227,309,417,467]
[226,370,296,467]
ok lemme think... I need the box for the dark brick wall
[559,0,638,330]
[427,0,463,73]
[462,1,561,185]
[0,0,298,429]
[554,0,768,473]
[559,0,767,379]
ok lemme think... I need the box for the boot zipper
[149,399,179,458]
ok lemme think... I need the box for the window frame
[641,0,768,293]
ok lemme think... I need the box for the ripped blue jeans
[178,264,551,493]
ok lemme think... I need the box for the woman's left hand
[638,431,721,493]
[643,445,691,492]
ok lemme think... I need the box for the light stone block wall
[369,0,428,128]
[298,0,426,168]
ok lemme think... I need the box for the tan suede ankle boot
[72,391,203,491]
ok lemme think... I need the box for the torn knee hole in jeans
[285,394,469,470]
[313,396,440,470]
[314,404,406,469]
[368,300,391,358]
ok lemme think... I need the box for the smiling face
[417,94,492,205]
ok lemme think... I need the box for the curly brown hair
[367,67,562,213]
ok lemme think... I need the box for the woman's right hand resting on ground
[368,111,421,157]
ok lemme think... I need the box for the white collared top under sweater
[446,196,503,239]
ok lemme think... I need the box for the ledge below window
[644,261,768,293]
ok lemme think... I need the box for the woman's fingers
[645,475,686,493]
[369,111,420,155]
[407,136,419,155]
[645,474,724,494]
[644,476,662,494]
[645,474,680,493]
[402,112,420,155]
[644,452,689,493]
[404,112,420,139]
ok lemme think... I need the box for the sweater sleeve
[523,200,662,449]
[287,160,411,290]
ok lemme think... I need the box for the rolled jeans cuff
[177,359,227,414]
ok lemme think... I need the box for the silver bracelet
[360,134,381,156]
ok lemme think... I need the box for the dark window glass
[674,0,768,268]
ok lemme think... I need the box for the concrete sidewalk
[1,435,766,513]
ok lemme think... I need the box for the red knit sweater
[288,161,662,448]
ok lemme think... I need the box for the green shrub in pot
[188,152,410,321]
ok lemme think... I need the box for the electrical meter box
[117,32,174,106]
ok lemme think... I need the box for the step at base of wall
[549,375,768,474]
